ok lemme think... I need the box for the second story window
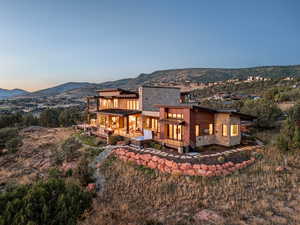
[167,113,183,119]
[127,100,139,110]
[113,99,118,108]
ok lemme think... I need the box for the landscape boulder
[194,209,225,224]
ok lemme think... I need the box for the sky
[0,0,299,91]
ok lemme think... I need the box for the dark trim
[159,118,185,125]
[97,109,141,117]
[141,85,180,89]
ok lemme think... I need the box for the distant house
[85,86,255,152]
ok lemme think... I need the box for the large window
[167,113,183,119]
[146,117,159,132]
[102,99,113,109]
[98,115,106,127]
[127,100,139,110]
[113,99,118,108]
[231,125,239,136]
[167,124,183,141]
[222,124,228,136]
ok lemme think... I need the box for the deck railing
[161,139,184,147]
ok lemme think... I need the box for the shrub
[217,156,225,164]
[276,135,289,152]
[146,141,164,150]
[74,157,95,186]
[5,136,22,153]
[240,99,282,129]
[135,165,155,176]
[48,168,63,178]
[251,151,263,160]
[292,126,300,148]
[0,178,92,225]
[0,127,18,148]
[61,137,82,162]
[108,135,124,145]
[66,169,73,177]
[85,148,104,159]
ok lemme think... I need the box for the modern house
[86,86,255,152]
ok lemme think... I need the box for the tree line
[0,107,85,129]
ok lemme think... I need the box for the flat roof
[155,104,256,120]
[96,88,138,95]
[141,85,180,89]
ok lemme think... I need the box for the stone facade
[196,135,215,146]
[139,86,180,111]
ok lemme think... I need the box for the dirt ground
[0,127,74,187]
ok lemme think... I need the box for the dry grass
[0,127,75,187]
[277,102,295,111]
[81,147,300,225]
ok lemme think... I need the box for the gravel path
[89,145,121,192]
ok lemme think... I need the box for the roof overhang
[159,118,185,125]
[97,109,141,117]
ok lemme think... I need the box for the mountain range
[2,64,300,99]
[0,88,29,100]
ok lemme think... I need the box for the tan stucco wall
[228,116,241,146]
[214,113,241,147]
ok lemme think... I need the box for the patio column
[126,116,129,134]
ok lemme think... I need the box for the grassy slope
[82,147,300,225]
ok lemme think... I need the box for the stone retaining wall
[113,148,256,177]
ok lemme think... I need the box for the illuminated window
[102,99,107,108]
[167,124,183,141]
[127,100,139,110]
[222,124,228,136]
[113,99,118,108]
[195,125,200,136]
[168,113,183,119]
[168,124,173,138]
[209,124,214,135]
[146,118,150,128]
[231,125,239,136]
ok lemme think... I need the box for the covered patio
[97,109,142,138]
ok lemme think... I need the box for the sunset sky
[0,0,299,91]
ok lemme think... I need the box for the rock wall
[113,148,256,177]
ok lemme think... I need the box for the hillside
[68,65,300,98]
[0,88,29,99]
[9,65,300,100]
[112,64,300,88]
[27,82,94,97]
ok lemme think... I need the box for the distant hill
[0,88,29,99]
[26,82,94,97]
[11,65,300,99]
[89,65,300,90]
